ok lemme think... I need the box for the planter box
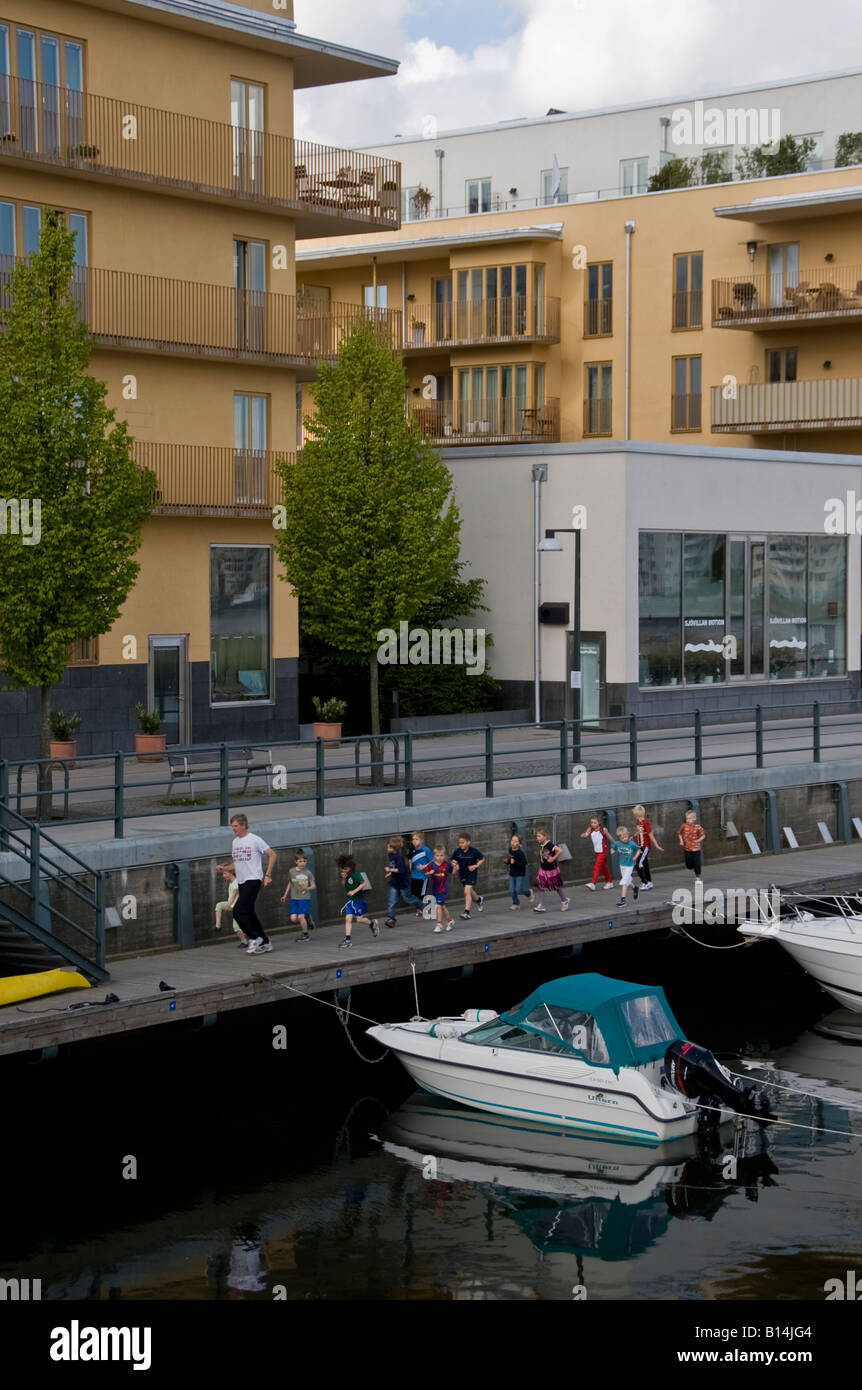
[312,721,342,747]
[49,740,77,768]
[135,733,166,763]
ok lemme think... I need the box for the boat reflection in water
[376,1094,779,1273]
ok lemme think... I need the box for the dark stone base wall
[0,660,299,761]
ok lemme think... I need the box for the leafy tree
[736,135,815,179]
[835,132,862,168]
[647,157,698,192]
[274,319,460,770]
[0,211,156,811]
[698,150,731,184]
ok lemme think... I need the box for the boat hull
[739,921,862,1013]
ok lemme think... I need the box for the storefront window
[638,532,681,686]
[808,536,846,677]
[768,536,807,680]
[210,546,271,703]
[683,534,725,684]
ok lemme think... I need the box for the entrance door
[580,642,602,723]
[148,635,190,746]
[432,276,452,343]
[234,239,266,351]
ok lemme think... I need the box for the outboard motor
[665,1041,773,1126]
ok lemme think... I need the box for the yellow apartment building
[0,0,400,758]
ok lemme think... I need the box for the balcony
[584,298,612,337]
[403,296,560,350]
[583,398,613,437]
[711,378,862,433]
[712,266,862,329]
[134,443,291,518]
[411,397,560,446]
[0,259,402,371]
[0,77,400,232]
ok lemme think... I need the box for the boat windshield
[462,1007,610,1064]
[460,1018,573,1055]
[619,994,679,1049]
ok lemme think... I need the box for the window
[541,165,568,204]
[67,637,97,666]
[673,252,703,329]
[671,355,702,431]
[452,362,546,437]
[585,262,612,336]
[0,22,83,154]
[210,546,271,704]
[0,201,88,314]
[704,145,733,180]
[584,362,612,436]
[620,996,678,1049]
[401,185,432,222]
[233,238,266,351]
[521,1005,610,1063]
[638,532,846,686]
[466,178,491,214]
[799,132,823,171]
[767,242,799,308]
[766,348,797,383]
[233,393,268,504]
[620,157,648,195]
[230,78,264,191]
[363,283,388,308]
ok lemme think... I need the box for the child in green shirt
[336,854,379,948]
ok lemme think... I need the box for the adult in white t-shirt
[230,813,277,954]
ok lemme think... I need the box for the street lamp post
[537,526,582,765]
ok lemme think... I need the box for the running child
[632,804,663,890]
[580,815,614,890]
[609,826,642,907]
[451,833,485,920]
[336,854,379,948]
[214,865,248,947]
[383,835,423,927]
[678,809,706,884]
[533,828,570,912]
[280,850,315,942]
[505,833,532,909]
[424,846,455,933]
[409,831,434,914]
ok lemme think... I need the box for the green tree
[736,135,815,179]
[698,150,730,184]
[0,210,155,811]
[647,157,698,192]
[835,132,862,168]
[274,319,460,765]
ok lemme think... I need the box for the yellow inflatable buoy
[0,968,91,1007]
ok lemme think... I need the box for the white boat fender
[430,1022,461,1038]
[461,1009,497,1023]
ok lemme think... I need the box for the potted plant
[50,710,81,765]
[134,703,166,762]
[312,696,346,745]
[411,184,433,218]
[411,315,426,346]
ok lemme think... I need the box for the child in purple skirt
[532,827,570,912]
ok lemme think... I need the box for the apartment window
[671,355,702,431]
[541,165,568,204]
[0,201,88,314]
[799,132,824,171]
[584,362,612,436]
[0,22,84,153]
[638,532,846,686]
[454,262,532,338]
[233,238,266,351]
[767,348,797,383]
[233,393,268,504]
[585,262,612,336]
[702,146,733,182]
[363,283,388,308]
[401,185,433,222]
[230,78,264,191]
[620,157,648,195]
[67,637,97,666]
[210,546,271,704]
[673,252,703,329]
[466,178,491,214]
[452,362,545,436]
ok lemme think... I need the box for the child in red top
[580,815,614,890]
[632,804,663,890]
[678,809,706,883]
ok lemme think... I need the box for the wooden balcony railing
[0,258,402,364]
[0,76,401,227]
[133,443,292,517]
[583,397,613,436]
[710,378,862,432]
[584,297,612,337]
[712,266,862,328]
[405,296,560,348]
[410,397,560,445]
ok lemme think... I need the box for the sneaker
[246,939,264,954]
[560,898,570,911]
[642,882,653,891]
[510,903,519,911]
[603,882,614,890]
[476,896,485,913]
[236,942,249,949]
[339,937,353,949]
[257,941,273,953]
[695,877,703,884]
[528,890,534,903]
[460,911,471,920]
[616,898,625,907]
[368,919,380,938]
[633,886,639,901]
[385,917,397,929]
[445,920,454,932]
[433,923,444,933]
[415,910,424,918]
[585,882,596,891]
[533,905,546,913]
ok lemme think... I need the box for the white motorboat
[367,973,770,1145]
[738,892,862,1013]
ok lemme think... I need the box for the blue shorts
[342,897,368,918]
[290,898,311,915]
[433,891,449,906]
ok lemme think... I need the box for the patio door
[148,635,189,746]
[234,238,266,351]
[231,79,264,194]
[768,243,799,308]
[432,276,452,342]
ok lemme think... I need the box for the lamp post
[538,526,581,765]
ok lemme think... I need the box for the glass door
[234,394,267,504]
[580,641,602,723]
[148,635,189,746]
[432,276,452,343]
[234,238,266,351]
[231,79,265,194]
[768,243,799,309]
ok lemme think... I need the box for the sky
[293,0,862,147]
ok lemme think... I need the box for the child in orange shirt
[678,809,706,883]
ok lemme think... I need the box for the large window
[671,355,702,431]
[466,178,491,214]
[673,252,703,329]
[210,546,271,704]
[0,21,84,154]
[541,165,568,205]
[620,157,648,195]
[585,262,612,337]
[584,362,612,436]
[639,532,847,687]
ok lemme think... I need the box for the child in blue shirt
[451,833,485,920]
[410,831,434,913]
[609,827,643,908]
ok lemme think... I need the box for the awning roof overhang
[715,184,862,222]
[297,223,565,268]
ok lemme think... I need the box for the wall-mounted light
[823,360,832,369]
[825,252,835,262]
[412,386,420,395]
[509,187,518,196]
[746,240,760,262]
[407,293,415,301]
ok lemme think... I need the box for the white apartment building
[359,66,862,221]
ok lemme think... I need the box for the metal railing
[404,296,560,348]
[2,701,860,840]
[583,397,613,436]
[411,397,560,445]
[710,377,862,432]
[584,298,612,336]
[672,289,703,330]
[671,392,702,431]
[0,76,401,225]
[712,265,862,326]
[132,443,291,516]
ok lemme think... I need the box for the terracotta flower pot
[135,732,166,763]
[312,721,342,747]
[50,740,78,768]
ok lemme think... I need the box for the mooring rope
[270,976,390,1063]
[726,1067,862,1113]
[672,923,755,950]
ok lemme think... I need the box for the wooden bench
[167,746,274,800]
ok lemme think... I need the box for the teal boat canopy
[499,974,684,1074]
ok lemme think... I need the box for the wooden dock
[2,843,862,1058]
